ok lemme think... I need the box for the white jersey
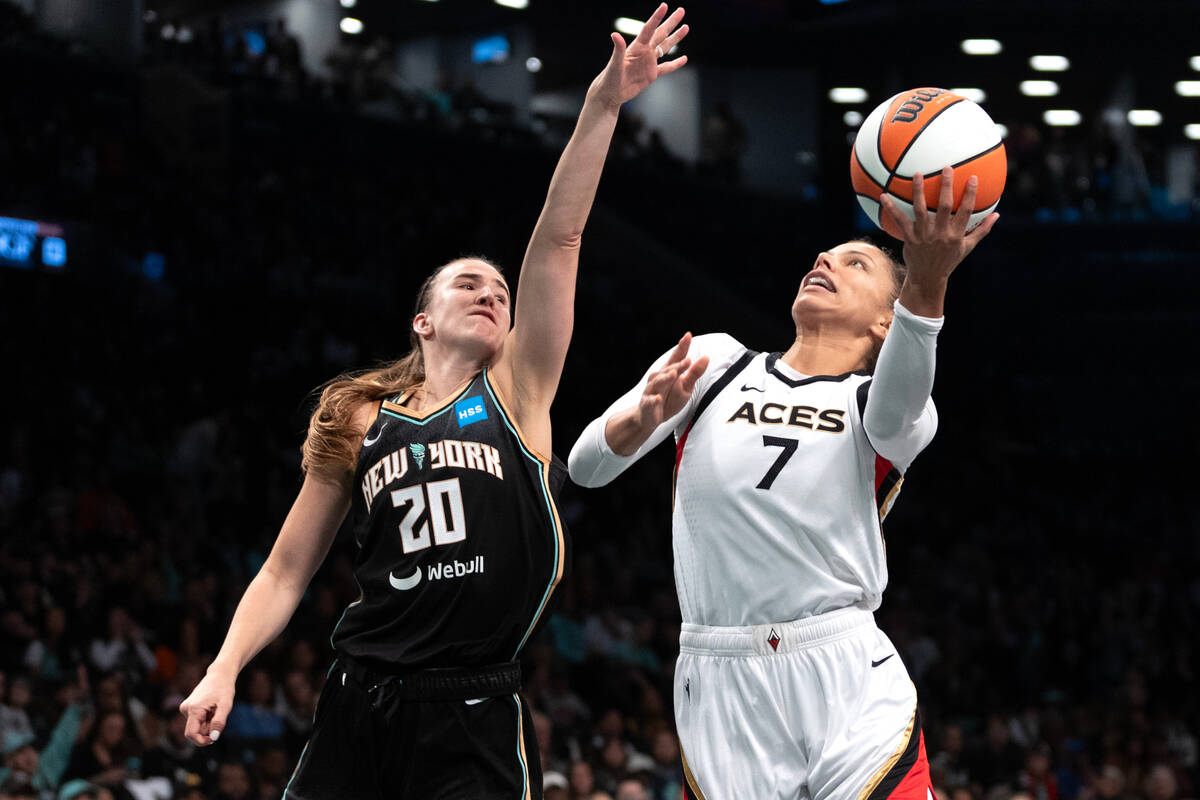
[570,302,942,627]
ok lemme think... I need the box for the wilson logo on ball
[890,88,948,123]
[850,87,1006,239]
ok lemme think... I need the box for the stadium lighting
[494,0,529,8]
[950,88,987,103]
[1191,56,1200,71]
[1127,109,1162,126]
[996,124,1008,139]
[1185,124,1200,140]
[1020,80,1059,97]
[525,57,542,73]
[339,17,363,34]
[614,17,644,36]
[339,0,356,7]
[1043,109,1081,126]
[843,110,863,126]
[1176,81,1200,97]
[829,87,868,103]
[961,39,1002,56]
[1029,55,1070,71]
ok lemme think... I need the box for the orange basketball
[850,87,1006,239]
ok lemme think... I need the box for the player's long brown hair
[300,257,504,486]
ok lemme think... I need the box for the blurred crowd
[1,4,1198,800]
[136,6,1200,222]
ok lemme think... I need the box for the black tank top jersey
[331,369,569,671]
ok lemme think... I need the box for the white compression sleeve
[862,300,942,472]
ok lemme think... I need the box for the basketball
[850,87,1006,239]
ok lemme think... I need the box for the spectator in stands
[569,759,597,799]
[278,669,315,757]
[931,723,970,791]
[614,777,651,800]
[88,609,156,693]
[23,606,76,684]
[63,710,141,793]
[141,711,210,791]
[214,759,254,800]
[223,667,284,743]
[0,677,33,746]
[966,714,1027,791]
[1143,764,1178,800]
[647,729,682,800]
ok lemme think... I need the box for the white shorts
[674,608,931,800]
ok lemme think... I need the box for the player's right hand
[180,667,236,746]
[636,332,709,431]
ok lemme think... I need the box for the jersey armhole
[482,369,553,466]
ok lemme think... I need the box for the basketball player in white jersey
[569,170,997,800]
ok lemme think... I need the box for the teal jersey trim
[480,369,563,660]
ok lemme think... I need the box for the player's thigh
[674,652,809,800]
[808,632,930,800]
[397,693,542,800]
[284,675,382,800]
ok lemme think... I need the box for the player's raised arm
[500,5,689,414]
[865,166,998,469]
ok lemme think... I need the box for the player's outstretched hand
[589,3,689,110]
[180,667,236,746]
[636,333,709,432]
[881,165,999,285]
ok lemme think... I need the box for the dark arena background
[1,0,1198,798]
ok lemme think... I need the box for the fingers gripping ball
[851,87,1006,238]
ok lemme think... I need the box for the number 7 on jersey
[757,436,797,490]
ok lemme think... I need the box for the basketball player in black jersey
[178,7,691,799]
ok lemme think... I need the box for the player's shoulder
[350,398,381,438]
[688,332,750,365]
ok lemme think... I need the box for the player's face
[791,242,897,334]
[417,260,512,358]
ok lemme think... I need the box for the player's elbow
[863,413,907,447]
[566,463,608,489]
[566,450,611,488]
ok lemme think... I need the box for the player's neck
[780,331,870,376]
[415,350,486,410]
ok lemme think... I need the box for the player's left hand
[589,3,689,110]
[881,165,999,285]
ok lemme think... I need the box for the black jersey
[331,369,568,671]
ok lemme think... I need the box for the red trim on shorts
[874,727,933,800]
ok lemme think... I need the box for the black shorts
[284,657,543,800]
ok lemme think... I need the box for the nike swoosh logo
[740,384,765,392]
[388,567,422,591]
[363,422,387,447]
[871,654,895,668]
[464,698,488,706]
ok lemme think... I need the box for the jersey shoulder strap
[687,349,758,428]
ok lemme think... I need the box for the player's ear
[413,312,432,339]
[870,310,893,343]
